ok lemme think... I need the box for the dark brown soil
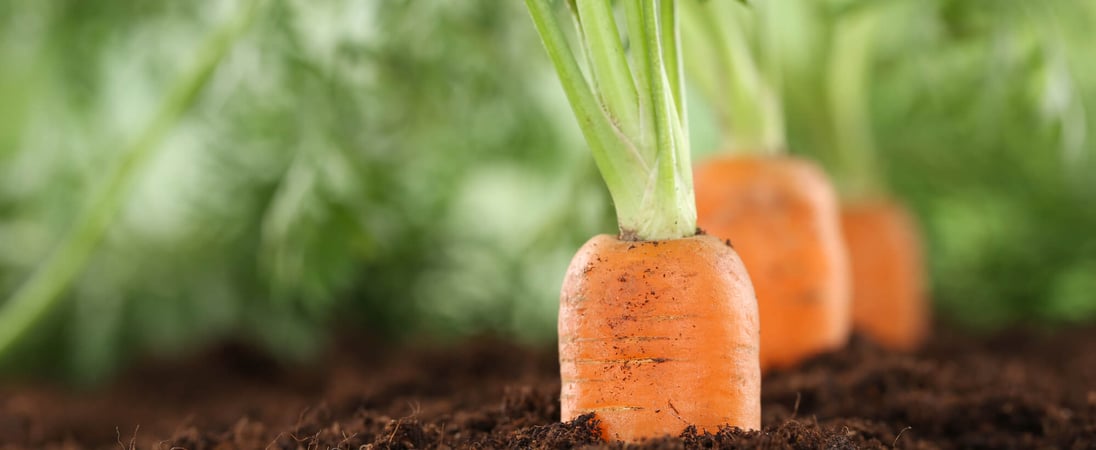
[2,328,1094,449]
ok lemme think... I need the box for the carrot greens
[682,0,886,198]
[827,10,884,199]
[680,0,785,154]
[525,0,694,241]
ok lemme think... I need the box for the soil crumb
[2,328,1094,449]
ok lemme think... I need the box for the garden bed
[2,328,1094,449]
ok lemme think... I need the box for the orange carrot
[694,154,851,372]
[842,199,928,351]
[526,0,761,441]
[559,234,760,441]
[680,1,852,371]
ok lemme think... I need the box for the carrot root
[694,154,851,372]
[842,199,929,351]
[559,234,761,442]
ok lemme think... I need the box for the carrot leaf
[827,8,884,199]
[526,0,695,241]
[681,0,785,154]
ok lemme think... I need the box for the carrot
[682,1,851,371]
[842,199,928,351]
[694,155,850,371]
[526,0,761,441]
[822,9,930,350]
[560,234,760,441]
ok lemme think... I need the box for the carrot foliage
[525,0,694,241]
[680,0,785,155]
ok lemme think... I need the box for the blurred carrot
[824,8,930,350]
[683,0,850,371]
[694,155,850,371]
[842,199,928,350]
[526,0,760,441]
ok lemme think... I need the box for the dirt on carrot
[559,234,760,441]
[842,199,929,351]
[694,154,851,372]
[2,327,1094,449]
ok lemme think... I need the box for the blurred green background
[0,0,1093,382]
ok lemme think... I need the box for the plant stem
[0,0,263,356]
[527,0,648,230]
[526,0,695,241]
[681,0,785,155]
[827,10,884,199]
[624,2,653,158]
[576,0,639,139]
[660,0,684,123]
[642,1,694,240]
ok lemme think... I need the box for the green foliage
[680,0,785,154]
[526,0,696,241]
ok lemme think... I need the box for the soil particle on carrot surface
[2,328,1095,449]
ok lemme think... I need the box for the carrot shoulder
[695,154,851,372]
[559,234,760,441]
[842,199,928,351]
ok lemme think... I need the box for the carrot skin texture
[842,199,929,351]
[559,234,761,442]
[694,155,851,372]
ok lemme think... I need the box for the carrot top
[683,0,887,197]
[826,8,885,200]
[680,0,785,155]
[526,0,695,241]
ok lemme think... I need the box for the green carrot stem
[681,0,785,155]
[576,0,640,139]
[526,0,695,241]
[827,11,884,199]
[0,0,263,357]
[660,0,685,123]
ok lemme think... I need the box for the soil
[2,328,1094,449]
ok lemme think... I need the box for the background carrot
[694,155,849,371]
[682,0,851,371]
[842,200,927,351]
[526,0,760,441]
[820,5,930,350]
